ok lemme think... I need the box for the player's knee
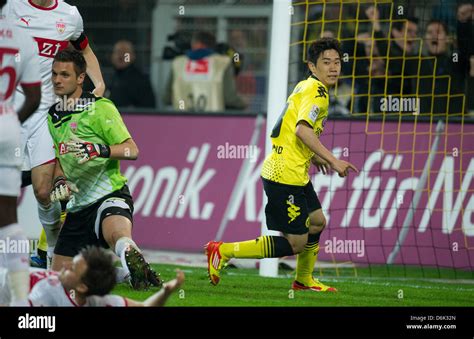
[309,214,326,232]
[289,237,307,254]
[320,216,327,229]
[293,242,306,254]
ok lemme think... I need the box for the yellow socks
[295,243,319,284]
[220,236,294,259]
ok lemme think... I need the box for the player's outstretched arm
[296,121,358,177]
[125,270,185,307]
[82,45,106,97]
[108,138,139,160]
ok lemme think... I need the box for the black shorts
[262,177,321,235]
[54,185,134,257]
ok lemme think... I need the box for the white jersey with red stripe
[0,14,41,115]
[0,14,40,171]
[27,270,127,307]
[3,0,88,120]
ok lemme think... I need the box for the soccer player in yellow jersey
[205,38,358,291]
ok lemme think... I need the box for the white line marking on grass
[323,278,474,292]
[322,275,474,286]
[224,272,474,292]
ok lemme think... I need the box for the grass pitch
[112,263,474,307]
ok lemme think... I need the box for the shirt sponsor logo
[58,142,68,155]
[186,59,209,74]
[33,37,68,58]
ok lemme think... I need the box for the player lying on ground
[46,49,161,290]
[205,38,358,292]
[0,0,42,305]
[3,0,106,267]
[0,246,184,307]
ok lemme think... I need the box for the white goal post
[259,0,292,277]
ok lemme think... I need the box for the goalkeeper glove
[66,141,111,164]
[50,176,78,202]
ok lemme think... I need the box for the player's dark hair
[426,19,449,35]
[0,0,7,8]
[192,31,216,49]
[80,246,116,296]
[307,37,342,65]
[53,49,87,77]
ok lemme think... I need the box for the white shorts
[0,113,22,196]
[20,111,55,171]
[0,167,21,197]
[0,113,21,165]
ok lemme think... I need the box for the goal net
[285,0,474,279]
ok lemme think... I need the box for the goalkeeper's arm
[125,270,185,307]
[66,137,139,164]
[108,138,139,160]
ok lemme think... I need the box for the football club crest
[56,20,66,34]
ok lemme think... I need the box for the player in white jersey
[0,0,41,306]
[3,0,106,265]
[0,246,185,306]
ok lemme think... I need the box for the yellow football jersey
[261,75,329,186]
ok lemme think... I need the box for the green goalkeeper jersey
[47,92,131,212]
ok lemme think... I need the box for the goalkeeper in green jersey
[46,49,161,290]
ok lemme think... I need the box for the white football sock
[47,246,55,270]
[114,237,140,257]
[8,271,30,306]
[114,237,140,274]
[115,267,130,283]
[0,224,30,305]
[37,201,61,247]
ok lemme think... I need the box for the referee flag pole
[260,0,292,277]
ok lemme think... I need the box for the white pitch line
[224,272,474,292]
